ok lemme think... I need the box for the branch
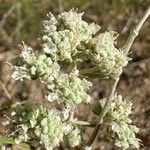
[87,77,119,146]
[0,80,12,100]
[87,6,150,147]
[71,120,91,126]
[123,6,150,54]
[0,3,18,29]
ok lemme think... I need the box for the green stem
[87,77,119,146]
[80,66,108,78]
[0,135,30,149]
[71,120,91,126]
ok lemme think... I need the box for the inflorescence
[4,10,140,150]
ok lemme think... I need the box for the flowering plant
[2,8,150,150]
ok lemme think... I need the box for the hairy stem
[87,6,150,147]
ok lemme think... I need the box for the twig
[0,3,18,29]
[57,0,64,12]
[87,6,150,147]
[0,81,12,100]
[123,6,150,54]
[87,77,119,146]
[71,120,91,126]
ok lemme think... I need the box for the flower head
[47,70,92,106]
[43,10,100,62]
[88,31,129,77]
[11,43,60,83]
[100,94,140,149]
[4,102,82,150]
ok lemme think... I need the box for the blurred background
[0,0,150,149]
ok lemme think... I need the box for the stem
[0,81,12,100]
[0,135,30,149]
[71,120,91,126]
[87,6,150,147]
[80,66,107,78]
[87,77,119,146]
[123,6,150,54]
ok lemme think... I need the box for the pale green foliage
[6,102,81,150]
[12,34,92,108]
[47,70,92,107]
[30,107,64,149]
[43,10,100,62]
[101,94,140,149]
[111,122,139,150]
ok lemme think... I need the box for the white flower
[19,42,36,64]
[66,128,81,147]
[43,10,100,62]
[11,44,60,83]
[47,70,92,106]
[11,111,16,116]
[12,66,31,81]
[47,92,59,102]
[84,146,92,150]
[87,31,129,77]
[103,94,140,149]
[5,102,82,150]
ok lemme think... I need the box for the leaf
[0,134,30,150]
[92,102,102,116]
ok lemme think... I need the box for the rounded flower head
[66,128,81,147]
[11,43,60,83]
[88,31,129,77]
[43,10,100,62]
[100,94,140,149]
[47,70,92,107]
[4,102,82,150]
[29,54,60,82]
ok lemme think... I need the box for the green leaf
[92,102,102,116]
[0,134,30,150]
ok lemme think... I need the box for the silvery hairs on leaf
[100,94,140,149]
[42,10,100,62]
[4,102,82,150]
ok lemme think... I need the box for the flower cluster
[47,70,92,107]
[12,43,60,83]
[4,102,81,149]
[87,31,129,77]
[9,10,139,150]
[101,94,140,149]
[43,10,100,62]
[67,128,81,147]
